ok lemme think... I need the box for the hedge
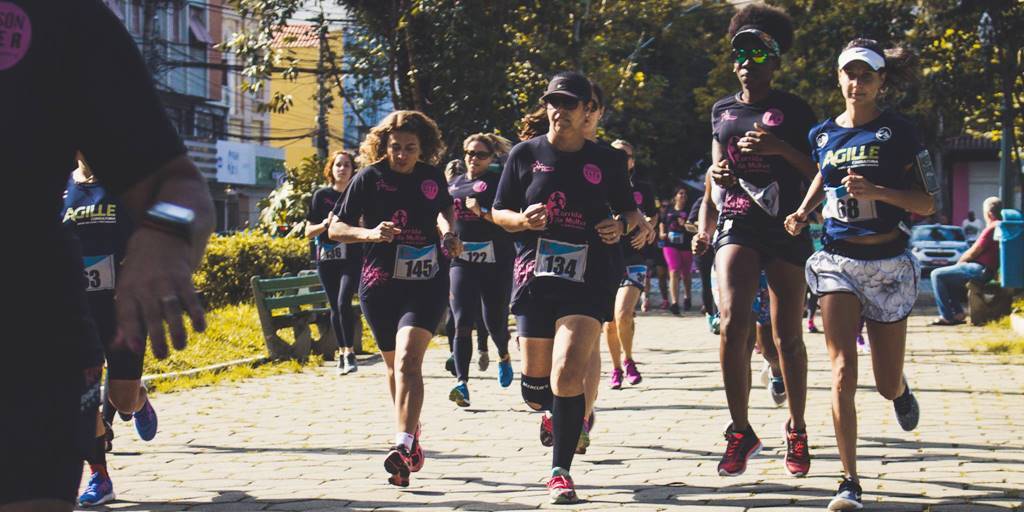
[194,231,311,308]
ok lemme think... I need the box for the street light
[977,9,1017,209]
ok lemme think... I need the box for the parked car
[910,224,969,273]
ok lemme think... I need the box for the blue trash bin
[997,209,1023,288]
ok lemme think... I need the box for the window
[251,120,265,141]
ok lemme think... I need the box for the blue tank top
[808,110,924,245]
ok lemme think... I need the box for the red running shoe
[546,467,578,504]
[384,445,412,487]
[717,424,763,476]
[409,425,424,473]
[784,421,811,477]
[540,412,554,447]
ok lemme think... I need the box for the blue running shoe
[134,399,158,441]
[78,472,115,507]
[449,382,470,407]
[498,357,513,388]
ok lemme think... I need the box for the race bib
[824,186,877,223]
[668,232,685,244]
[318,241,347,261]
[458,241,496,264]
[83,255,115,292]
[626,264,647,285]
[394,244,438,280]
[534,238,588,283]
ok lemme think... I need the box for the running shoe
[856,335,870,354]
[669,303,680,315]
[346,353,358,374]
[547,467,578,504]
[893,378,920,431]
[807,320,819,333]
[624,359,642,385]
[828,477,863,510]
[769,377,787,406]
[384,445,412,487]
[711,314,721,335]
[783,421,811,477]
[683,297,692,311]
[759,360,771,388]
[444,353,456,376]
[134,398,158,442]
[409,425,424,472]
[497,357,513,388]
[78,472,115,507]
[449,382,470,408]
[660,300,670,310]
[609,368,624,390]
[706,313,717,333]
[477,350,490,372]
[717,424,763,476]
[641,296,650,312]
[539,412,554,447]
[337,355,349,375]
[575,413,595,454]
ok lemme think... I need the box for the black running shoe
[444,353,456,377]
[893,378,919,431]
[828,477,863,510]
[669,303,680,315]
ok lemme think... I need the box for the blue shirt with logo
[808,110,924,245]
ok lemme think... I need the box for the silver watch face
[151,202,195,223]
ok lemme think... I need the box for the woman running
[693,4,818,478]
[329,110,462,488]
[447,133,516,406]
[604,139,657,389]
[785,38,929,510]
[493,71,651,504]
[307,150,362,375]
[65,153,156,507]
[660,187,694,314]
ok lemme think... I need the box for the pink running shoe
[609,368,624,390]
[624,359,642,385]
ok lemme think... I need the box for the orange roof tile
[272,24,319,48]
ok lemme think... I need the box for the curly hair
[357,110,446,168]
[518,106,549,141]
[728,4,794,54]
[463,133,513,158]
[444,159,467,182]
[843,38,919,93]
[322,150,356,182]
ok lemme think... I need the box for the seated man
[930,197,1003,325]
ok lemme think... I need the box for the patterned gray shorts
[805,249,920,323]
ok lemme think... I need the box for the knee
[552,361,584,390]
[614,307,634,327]
[832,360,857,398]
[108,389,139,412]
[521,375,552,410]
[396,354,423,378]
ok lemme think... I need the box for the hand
[692,231,710,255]
[443,232,463,258]
[659,231,668,241]
[596,218,623,244]
[842,170,881,200]
[112,228,207,359]
[632,214,655,246]
[464,197,482,216]
[784,210,809,236]
[368,221,401,243]
[737,122,786,156]
[630,228,648,250]
[522,203,548,231]
[710,159,736,188]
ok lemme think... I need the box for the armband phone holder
[914,150,941,195]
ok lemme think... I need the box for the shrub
[194,231,311,308]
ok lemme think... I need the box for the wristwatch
[143,201,196,242]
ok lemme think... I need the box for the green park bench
[250,273,362,360]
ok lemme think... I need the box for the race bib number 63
[83,255,115,292]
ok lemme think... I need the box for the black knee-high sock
[551,394,585,471]
[86,434,108,477]
[454,334,472,382]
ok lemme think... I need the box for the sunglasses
[732,48,770,65]
[546,96,581,111]
[465,150,493,159]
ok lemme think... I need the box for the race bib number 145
[394,244,438,280]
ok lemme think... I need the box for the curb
[141,356,270,385]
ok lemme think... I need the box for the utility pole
[314,9,330,160]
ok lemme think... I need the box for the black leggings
[696,249,716,315]
[446,308,489,352]
[450,263,512,381]
[317,261,360,349]
[805,287,819,319]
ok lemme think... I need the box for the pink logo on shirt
[0,2,32,71]
[421,180,438,200]
[720,110,738,122]
[391,209,408,228]
[633,191,643,205]
[762,109,784,127]
[583,164,602,185]
[532,161,555,173]
[472,181,488,193]
[376,179,398,192]
[546,191,567,217]
[727,136,742,163]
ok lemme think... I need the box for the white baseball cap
[838,47,885,71]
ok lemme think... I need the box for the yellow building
[270,24,345,169]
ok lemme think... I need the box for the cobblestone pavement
[84,310,1024,511]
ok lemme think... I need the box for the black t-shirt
[662,207,692,250]
[0,0,185,369]
[448,171,513,267]
[334,162,453,290]
[62,177,133,300]
[308,186,362,264]
[711,90,816,229]
[621,173,658,263]
[493,136,634,305]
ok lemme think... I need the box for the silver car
[910,224,969,273]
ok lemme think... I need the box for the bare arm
[305,214,332,239]
[784,171,825,236]
[843,165,935,216]
[493,204,547,233]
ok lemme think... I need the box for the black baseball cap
[541,72,592,103]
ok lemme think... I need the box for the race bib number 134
[534,238,588,283]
